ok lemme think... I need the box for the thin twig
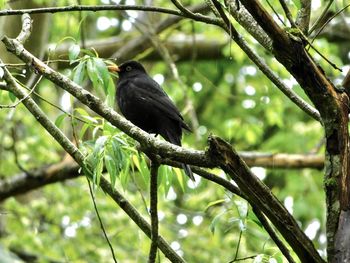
[4,59,71,67]
[232,230,243,261]
[0,71,42,109]
[148,160,160,263]
[87,180,118,263]
[310,3,350,45]
[279,0,297,28]
[229,254,258,262]
[10,126,30,174]
[308,0,335,35]
[0,4,222,26]
[170,0,222,26]
[210,0,321,122]
[266,0,286,26]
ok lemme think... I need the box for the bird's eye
[126,66,132,72]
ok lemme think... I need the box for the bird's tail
[182,163,195,181]
[165,130,195,181]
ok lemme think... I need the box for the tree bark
[238,1,350,261]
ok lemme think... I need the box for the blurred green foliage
[0,0,348,262]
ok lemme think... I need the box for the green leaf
[247,210,263,229]
[90,136,108,186]
[69,44,80,63]
[93,155,104,187]
[93,57,110,94]
[80,48,96,57]
[105,80,116,107]
[234,200,248,218]
[105,153,117,187]
[79,122,91,139]
[87,58,103,91]
[292,0,301,9]
[160,166,172,197]
[55,113,67,128]
[205,199,226,211]
[174,167,185,192]
[210,211,226,234]
[73,61,86,86]
[139,155,150,183]
[132,154,141,171]
[8,91,16,102]
[111,137,126,171]
[120,163,130,190]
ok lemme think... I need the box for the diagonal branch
[0,63,185,263]
[224,0,272,51]
[208,136,324,263]
[251,206,296,263]
[278,0,297,28]
[2,36,213,168]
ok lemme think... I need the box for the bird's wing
[128,76,186,123]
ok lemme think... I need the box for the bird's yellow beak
[107,64,120,72]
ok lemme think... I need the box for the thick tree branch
[238,1,290,45]
[241,152,324,169]
[208,136,324,263]
[2,36,213,168]
[0,160,80,201]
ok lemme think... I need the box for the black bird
[108,60,194,181]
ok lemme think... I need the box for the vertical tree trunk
[325,94,350,262]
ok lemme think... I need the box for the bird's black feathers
[115,60,194,181]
